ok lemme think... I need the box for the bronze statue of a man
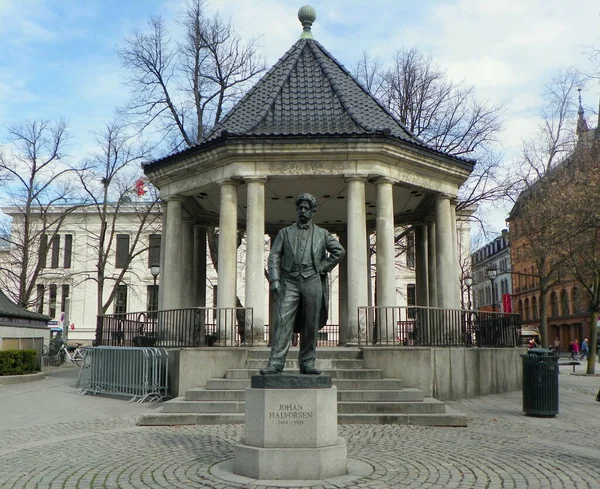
[261,193,345,375]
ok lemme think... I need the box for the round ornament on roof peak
[298,5,316,23]
[298,5,316,39]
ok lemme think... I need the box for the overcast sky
[1,0,599,236]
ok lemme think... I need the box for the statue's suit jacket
[268,223,345,332]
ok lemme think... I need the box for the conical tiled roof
[204,38,421,143]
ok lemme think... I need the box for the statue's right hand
[270,280,280,293]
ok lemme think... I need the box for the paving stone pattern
[1,363,599,488]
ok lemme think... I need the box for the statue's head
[295,193,317,224]
[295,193,318,212]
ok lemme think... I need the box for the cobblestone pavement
[1,363,599,488]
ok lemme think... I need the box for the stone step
[337,399,445,414]
[337,406,467,427]
[246,347,363,360]
[162,398,244,413]
[338,388,423,402]
[206,378,251,390]
[184,387,423,402]
[205,377,403,391]
[185,388,245,401]
[226,368,383,380]
[137,410,465,427]
[137,412,244,426]
[244,359,366,369]
[332,379,404,390]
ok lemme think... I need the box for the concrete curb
[0,371,46,385]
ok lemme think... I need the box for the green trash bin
[521,348,559,416]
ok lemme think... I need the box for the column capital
[371,176,395,185]
[244,175,268,183]
[218,178,242,187]
[164,195,186,204]
[344,174,369,183]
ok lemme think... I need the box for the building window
[560,289,569,316]
[39,234,48,268]
[518,300,523,317]
[148,234,161,267]
[63,234,72,268]
[49,284,57,318]
[532,296,538,319]
[61,285,70,313]
[571,288,579,314]
[36,284,45,314]
[51,235,60,269]
[524,298,530,320]
[147,285,159,319]
[406,232,415,269]
[406,283,416,319]
[115,234,130,269]
[550,291,559,317]
[114,285,128,315]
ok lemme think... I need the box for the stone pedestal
[234,375,348,480]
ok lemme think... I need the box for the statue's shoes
[260,365,282,375]
[300,365,321,375]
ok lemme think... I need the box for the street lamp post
[486,267,498,312]
[150,264,160,312]
[464,275,473,311]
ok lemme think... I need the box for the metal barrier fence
[357,306,521,347]
[96,307,253,347]
[77,346,169,402]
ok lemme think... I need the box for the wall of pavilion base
[166,347,524,400]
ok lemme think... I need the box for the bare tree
[508,70,584,347]
[76,122,160,317]
[353,48,509,221]
[0,119,81,308]
[118,0,266,149]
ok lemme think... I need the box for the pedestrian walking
[580,338,589,360]
[569,340,579,360]
[553,337,561,355]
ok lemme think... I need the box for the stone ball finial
[298,5,316,39]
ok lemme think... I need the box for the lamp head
[464,275,473,288]
[150,265,160,278]
[486,267,497,281]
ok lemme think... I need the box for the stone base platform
[233,374,348,481]
[234,437,347,480]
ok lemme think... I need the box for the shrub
[0,349,38,376]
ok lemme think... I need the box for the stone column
[193,226,207,309]
[193,225,207,345]
[374,177,396,343]
[345,175,369,344]
[435,195,460,309]
[427,218,437,308]
[217,180,240,345]
[450,201,461,307]
[157,200,168,311]
[415,224,429,307]
[162,197,184,310]
[181,219,194,308]
[245,176,267,345]
[337,232,348,346]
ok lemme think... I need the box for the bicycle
[57,343,86,367]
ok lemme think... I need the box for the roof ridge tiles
[306,40,374,133]
[205,40,305,140]
[310,39,419,141]
[245,41,306,133]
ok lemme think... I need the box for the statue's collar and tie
[297,221,312,230]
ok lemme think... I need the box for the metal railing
[96,307,254,348]
[77,346,168,402]
[357,305,521,347]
